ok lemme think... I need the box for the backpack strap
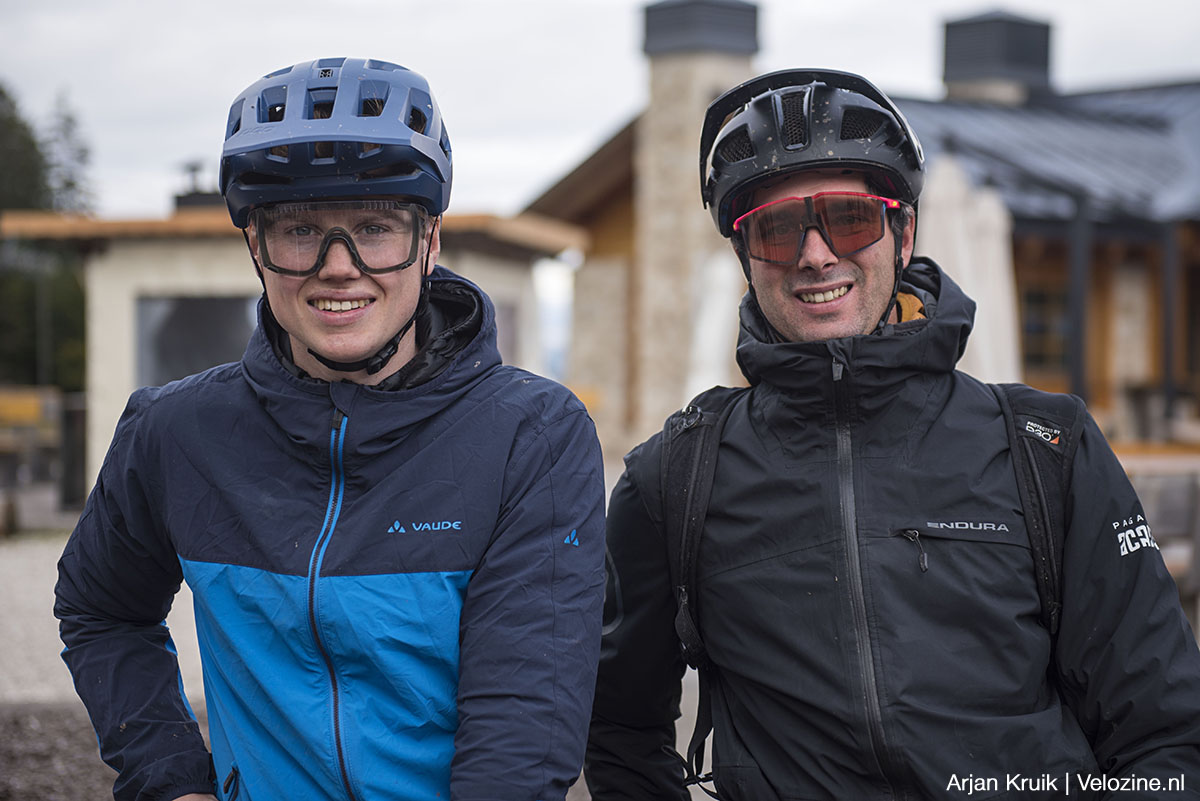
[990,383,1086,637]
[658,385,744,798]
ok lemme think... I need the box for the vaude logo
[411,520,463,532]
[1024,420,1062,445]
[387,519,462,534]
[926,521,1010,532]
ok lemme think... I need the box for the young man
[55,58,606,801]
[585,69,1200,800]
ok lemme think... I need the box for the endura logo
[926,521,1010,532]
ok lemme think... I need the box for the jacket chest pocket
[884,523,1040,619]
[876,524,1052,707]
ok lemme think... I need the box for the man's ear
[242,226,265,281]
[426,216,442,277]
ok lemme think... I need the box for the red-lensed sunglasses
[732,191,902,264]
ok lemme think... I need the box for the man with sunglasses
[55,58,605,801]
[586,69,1200,800]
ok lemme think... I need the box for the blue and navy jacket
[55,268,607,801]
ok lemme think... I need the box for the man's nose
[317,236,362,278]
[796,224,838,269]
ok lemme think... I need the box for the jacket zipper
[900,529,929,572]
[832,360,900,798]
[306,409,359,801]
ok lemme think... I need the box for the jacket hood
[241,265,502,451]
[735,257,975,395]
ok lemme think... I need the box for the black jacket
[586,259,1200,800]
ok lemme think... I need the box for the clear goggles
[251,200,430,276]
[732,191,903,264]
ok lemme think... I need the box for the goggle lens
[733,192,899,264]
[252,200,428,276]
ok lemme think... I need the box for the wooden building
[527,2,1200,463]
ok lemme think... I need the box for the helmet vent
[840,108,886,141]
[226,100,244,139]
[716,127,754,163]
[780,91,808,147]
[407,108,428,134]
[360,161,419,180]
[258,86,288,123]
[360,98,385,117]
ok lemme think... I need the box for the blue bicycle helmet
[220,57,452,228]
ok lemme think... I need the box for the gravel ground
[0,529,202,800]
[0,700,209,801]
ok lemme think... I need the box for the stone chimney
[631,0,757,439]
[943,11,1052,105]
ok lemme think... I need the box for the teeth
[799,286,849,304]
[313,298,371,312]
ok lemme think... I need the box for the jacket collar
[240,266,501,449]
[734,258,975,405]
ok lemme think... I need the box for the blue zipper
[306,409,358,801]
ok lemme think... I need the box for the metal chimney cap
[644,0,759,56]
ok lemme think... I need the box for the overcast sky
[3,0,1199,221]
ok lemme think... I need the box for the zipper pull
[832,360,844,381]
[901,529,928,572]
[223,765,240,800]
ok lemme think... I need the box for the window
[136,296,258,387]
[1020,286,1069,373]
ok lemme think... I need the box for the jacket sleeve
[53,391,217,801]
[451,406,606,801]
[585,441,690,801]
[1055,413,1200,797]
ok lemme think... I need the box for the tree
[43,91,92,213]
[0,79,88,391]
[0,83,50,210]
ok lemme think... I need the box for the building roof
[524,118,636,224]
[525,77,1200,233]
[0,206,587,261]
[896,80,1200,224]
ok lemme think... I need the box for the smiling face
[248,202,440,384]
[742,170,913,343]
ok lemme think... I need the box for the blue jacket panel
[55,268,607,801]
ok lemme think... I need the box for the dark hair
[864,174,914,245]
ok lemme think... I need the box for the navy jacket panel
[586,259,1200,801]
[56,268,606,801]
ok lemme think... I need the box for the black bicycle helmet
[700,69,924,238]
[220,57,452,228]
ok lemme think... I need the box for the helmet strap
[872,233,905,335]
[306,275,427,375]
[306,239,435,376]
[245,226,437,379]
